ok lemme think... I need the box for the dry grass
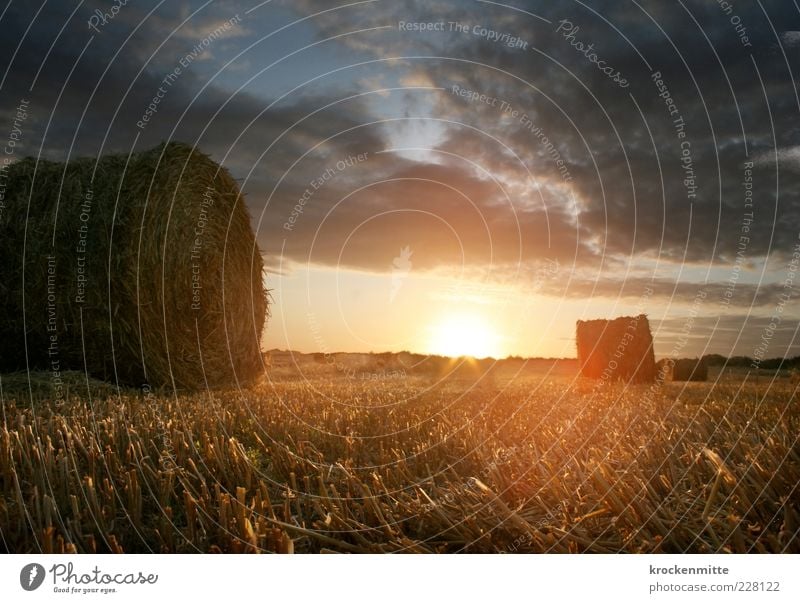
[0,370,798,553]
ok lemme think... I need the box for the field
[1,360,798,553]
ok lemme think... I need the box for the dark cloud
[535,275,789,308]
[2,0,799,325]
[275,0,800,271]
[652,314,800,358]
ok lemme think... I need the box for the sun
[427,312,503,359]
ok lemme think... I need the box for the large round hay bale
[0,142,267,390]
[576,314,657,384]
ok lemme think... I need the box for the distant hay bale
[671,358,708,382]
[0,142,267,390]
[576,315,656,383]
[656,358,674,382]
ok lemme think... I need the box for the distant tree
[701,354,727,367]
[727,356,753,367]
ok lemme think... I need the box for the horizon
[2,1,799,360]
[264,346,800,365]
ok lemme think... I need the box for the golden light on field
[427,312,504,358]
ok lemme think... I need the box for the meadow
[1,362,797,553]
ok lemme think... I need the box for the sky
[2,0,800,359]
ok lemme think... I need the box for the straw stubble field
[0,370,797,553]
